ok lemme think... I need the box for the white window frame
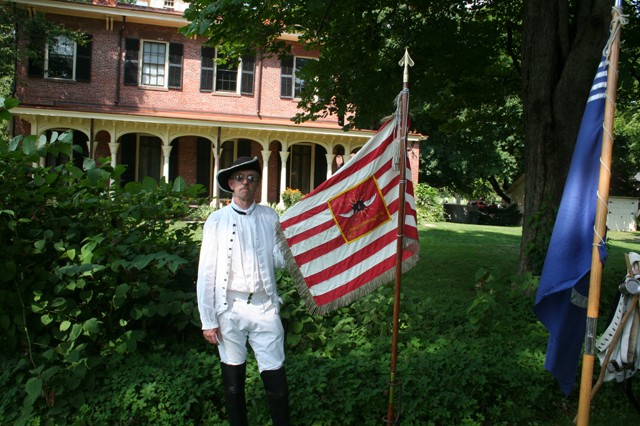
[140,40,169,88]
[213,49,254,95]
[45,35,77,80]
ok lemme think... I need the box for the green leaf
[141,176,157,191]
[40,314,53,326]
[60,320,71,332]
[51,297,66,308]
[115,284,129,298]
[4,97,19,108]
[65,249,77,260]
[0,109,11,121]
[34,239,46,251]
[69,323,83,341]
[41,366,61,382]
[83,318,100,335]
[36,133,48,150]
[286,332,301,346]
[172,176,187,192]
[132,254,154,270]
[25,377,43,404]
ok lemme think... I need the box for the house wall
[15,16,319,122]
[607,196,639,232]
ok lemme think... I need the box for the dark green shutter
[75,34,92,82]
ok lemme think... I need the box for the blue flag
[534,57,609,395]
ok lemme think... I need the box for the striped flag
[277,109,420,315]
[534,55,609,395]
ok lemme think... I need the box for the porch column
[278,150,290,207]
[260,150,271,205]
[212,139,220,202]
[108,142,119,168]
[86,128,99,159]
[325,153,335,179]
[161,144,172,183]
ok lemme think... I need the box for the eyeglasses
[231,174,259,183]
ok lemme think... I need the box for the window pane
[47,36,74,79]
[215,52,238,92]
[142,42,166,86]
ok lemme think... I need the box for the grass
[397,221,640,425]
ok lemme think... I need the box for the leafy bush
[187,203,217,221]
[0,99,206,423]
[413,183,445,224]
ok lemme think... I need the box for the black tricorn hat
[216,156,261,193]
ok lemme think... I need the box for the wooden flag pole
[385,48,413,426]
[576,3,624,425]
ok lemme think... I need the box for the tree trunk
[520,0,613,273]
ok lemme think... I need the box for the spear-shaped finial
[398,47,414,84]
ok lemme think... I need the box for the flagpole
[385,48,414,426]
[576,3,623,425]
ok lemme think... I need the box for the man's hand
[203,328,221,345]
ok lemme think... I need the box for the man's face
[228,169,261,202]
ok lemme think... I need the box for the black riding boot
[221,362,248,426]
[261,366,291,426]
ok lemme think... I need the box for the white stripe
[587,92,607,103]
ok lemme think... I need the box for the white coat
[197,203,285,330]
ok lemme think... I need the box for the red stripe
[293,234,345,266]
[302,230,397,286]
[312,248,416,307]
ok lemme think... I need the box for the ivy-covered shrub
[413,183,445,224]
[187,203,217,221]
[0,98,205,423]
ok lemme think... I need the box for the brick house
[11,0,421,204]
